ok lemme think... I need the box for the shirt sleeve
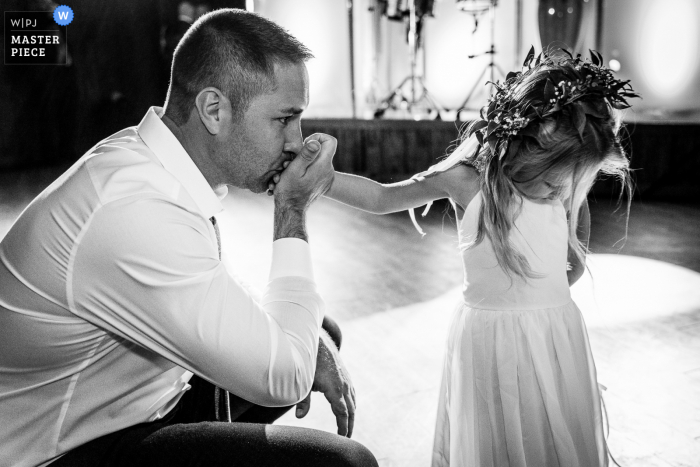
[68,196,324,407]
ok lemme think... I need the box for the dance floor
[1,168,699,467]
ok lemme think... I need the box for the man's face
[220,62,309,193]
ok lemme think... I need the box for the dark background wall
[0,0,246,169]
[301,119,700,203]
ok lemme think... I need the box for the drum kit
[372,0,439,118]
[370,0,502,118]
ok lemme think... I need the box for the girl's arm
[326,164,480,215]
[567,199,591,286]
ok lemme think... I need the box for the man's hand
[273,134,336,209]
[295,329,356,438]
[267,134,336,200]
[272,134,336,241]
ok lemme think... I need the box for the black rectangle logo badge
[4,11,67,65]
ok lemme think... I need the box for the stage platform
[302,116,700,202]
[2,115,699,204]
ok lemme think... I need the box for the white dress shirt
[0,107,324,467]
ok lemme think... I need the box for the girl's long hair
[462,62,632,279]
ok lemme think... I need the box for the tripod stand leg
[377,77,411,106]
[374,76,412,118]
[420,84,444,113]
[458,65,492,111]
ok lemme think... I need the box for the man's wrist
[273,204,308,242]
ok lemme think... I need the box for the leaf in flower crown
[487,134,498,149]
[475,130,485,146]
[487,100,497,118]
[561,48,573,60]
[469,123,487,141]
[589,49,600,67]
[572,103,587,141]
[544,78,556,103]
[486,120,499,137]
[471,120,488,134]
[610,100,631,109]
[580,101,606,119]
[523,45,535,68]
[596,50,604,66]
[610,81,628,92]
[506,71,519,82]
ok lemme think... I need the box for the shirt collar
[137,107,227,219]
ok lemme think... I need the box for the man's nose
[283,122,303,155]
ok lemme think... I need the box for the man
[0,9,377,467]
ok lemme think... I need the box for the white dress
[432,192,608,467]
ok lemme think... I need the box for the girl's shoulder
[438,163,481,211]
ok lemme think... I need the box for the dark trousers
[51,317,377,467]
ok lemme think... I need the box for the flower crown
[466,47,639,173]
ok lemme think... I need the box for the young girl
[325,50,637,467]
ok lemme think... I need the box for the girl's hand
[268,132,336,196]
[266,160,293,196]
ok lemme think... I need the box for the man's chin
[249,181,269,195]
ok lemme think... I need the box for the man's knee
[339,440,378,467]
[322,438,377,467]
[322,315,342,350]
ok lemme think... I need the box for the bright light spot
[257,0,352,116]
[638,0,699,98]
[608,59,621,71]
[439,110,458,121]
[567,7,574,13]
[571,254,700,326]
[246,0,254,12]
[548,8,555,15]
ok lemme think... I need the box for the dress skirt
[431,301,608,467]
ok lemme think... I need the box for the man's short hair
[164,9,313,125]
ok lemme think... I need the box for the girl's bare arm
[326,164,480,215]
[567,199,591,286]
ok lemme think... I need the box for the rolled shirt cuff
[269,238,315,281]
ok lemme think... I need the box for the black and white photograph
[1,1,699,466]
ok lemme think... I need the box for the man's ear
[194,87,231,135]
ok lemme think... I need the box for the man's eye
[278,116,291,124]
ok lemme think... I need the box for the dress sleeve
[68,196,324,407]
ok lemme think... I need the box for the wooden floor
[1,167,700,467]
